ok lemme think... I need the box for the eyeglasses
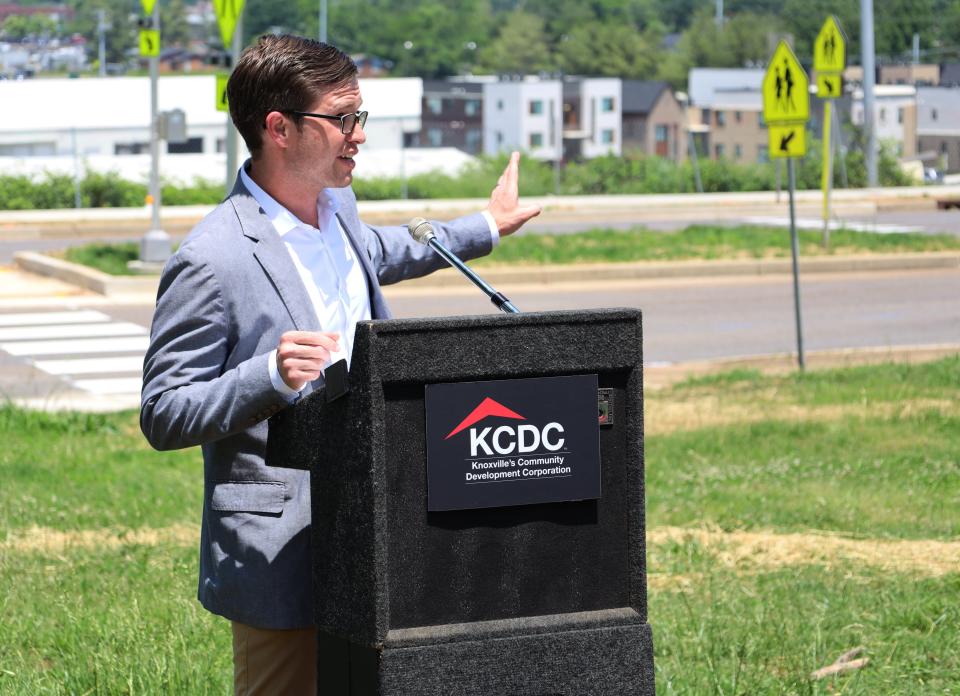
[290,110,368,135]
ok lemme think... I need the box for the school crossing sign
[762,41,809,159]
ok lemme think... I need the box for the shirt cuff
[268,349,301,402]
[481,210,501,248]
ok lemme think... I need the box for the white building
[483,78,562,161]
[916,86,960,172]
[563,77,622,159]
[850,84,917,157]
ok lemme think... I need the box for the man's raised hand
[486,151,542,236]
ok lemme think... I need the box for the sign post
[814,15,847,248]
[138,0,171,265]
[213,0,245,194]
[763,40,809,370]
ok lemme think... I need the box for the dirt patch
[646,396,957,435]
[649,526,960,578]
[1,523,198,554]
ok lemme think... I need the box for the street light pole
[319,0,327,43]
[861,0,878,186]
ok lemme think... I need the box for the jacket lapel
[332,190,391,320]
[229,178,321,333]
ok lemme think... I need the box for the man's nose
[348,122,366,144]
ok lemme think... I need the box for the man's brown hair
[227,34,357,158]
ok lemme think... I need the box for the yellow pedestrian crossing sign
[762,41,809,124]
[139,29,160,57]
[769,124,806,159]
[213,0,245,47]
[216,74,230,112]
[140,0,156,15]
[814,16,846,74]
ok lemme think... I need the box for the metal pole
[821,100,833,247]
[97,9,107,77]
[140,0,171,264]
[319,0,327,43]
[861,0,878,186]
[715,0,723,27]
[225,13,242,195]
[688,130,703,193]
[71,127,81,208]
[775,159,782,202]
[787,158,805,370]
[912,33,919,64]
[149,5,161,234]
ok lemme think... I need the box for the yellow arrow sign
[213,0,245,47]
[814,15,847,74]
[141,0,156,15]
[817,73,843,99]
[216,73,230,112]
[769,124,806,159]
[139,29,160,57]
[763,41,809,124]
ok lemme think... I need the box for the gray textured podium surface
[267,309,653,694]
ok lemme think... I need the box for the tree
[477,10,556,74]
[2,13,58,40]
[160,0,191,49]
[558,21,659,78]
[66,0,139,64]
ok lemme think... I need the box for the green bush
[0,145,918,211]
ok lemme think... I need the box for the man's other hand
[486,151,542,236]
[277,331,340,391]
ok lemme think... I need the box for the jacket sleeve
[139,246,288,451]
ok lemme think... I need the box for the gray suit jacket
[141,176,492,629]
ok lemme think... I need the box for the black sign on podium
[266,309,654,696]
[425,374,601,511]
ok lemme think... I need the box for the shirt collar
[240,164,339,237]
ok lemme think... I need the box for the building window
[932,108,938,121]
[167,137,204,154]
[497,100,504,111]
[758,145,769,163]
[759,112,766,128]
[655,125,668,143]
[529,100,544,115]
[529,132,544,148]
[879,108,886,124]
[601,96,615,112]
[465,128,482,153]
[114,142,150,155]
[734,144,742,159]
[427,97,443,115]
[427,128,443,147]
[0,141,56,156]
[735,111,742,123]
[465,99,481,117]
[496,130,503,145]
[715,143,725,158]
[216,137,226,153]
[716,111,726,127]
[601,129,615,144]
[898,108,904,124]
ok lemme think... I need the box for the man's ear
[263,111,290,151]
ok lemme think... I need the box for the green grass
[1,357,958,693]
[62,242,141,276]
[58,225,960,275]
[477,225,960,265]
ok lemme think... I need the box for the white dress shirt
[240,167,499,399]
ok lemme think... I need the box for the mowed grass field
[1,357,958,694]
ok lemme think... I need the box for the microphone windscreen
[407,217,436,244]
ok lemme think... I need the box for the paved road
[0,267,955,408]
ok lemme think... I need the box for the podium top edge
[361,308,641,335]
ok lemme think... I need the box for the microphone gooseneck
[407,218,520,314]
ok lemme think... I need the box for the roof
[621,80,669,113]
[0,75,423,134]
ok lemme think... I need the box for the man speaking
[140,34,540,695]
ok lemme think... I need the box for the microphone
[407,217,520,314]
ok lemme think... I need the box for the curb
[13,251,160,297]
[13,250,960,297]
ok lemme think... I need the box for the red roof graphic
[444,397,526,439]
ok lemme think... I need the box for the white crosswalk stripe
[0,309,149,399]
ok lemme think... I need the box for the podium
[267,309,654,695]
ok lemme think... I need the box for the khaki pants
[232,622,317,696]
